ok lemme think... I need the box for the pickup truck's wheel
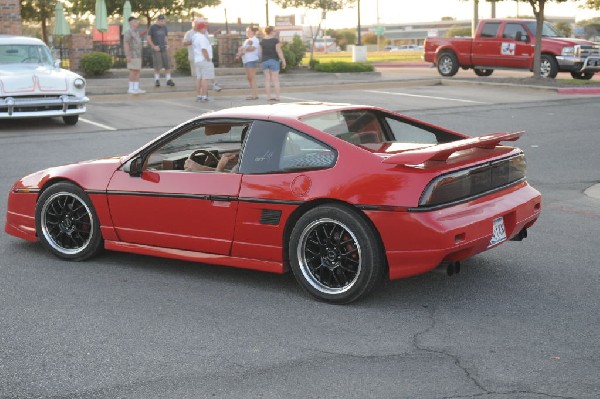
[571,71,595,80]
[289,204,385,304]
[35,182,103,261]
[437,52,459,77]
[540,55,558,78]
[474,68,493,77]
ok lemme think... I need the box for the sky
[201,0,600,29]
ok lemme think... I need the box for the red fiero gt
[5,103,541,303]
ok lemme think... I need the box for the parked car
[424,19,600,79]
[5,103,542,303]
[0,35,88,125]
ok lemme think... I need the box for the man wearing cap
[183,17,221,92]
[147,14,175,87]
[123,16,145,94]
[192,21,215,102]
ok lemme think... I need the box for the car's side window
[301,110,386,145]
[480,22,501,39]
[240,120,336,174]
[144,121,249,172]
[503,23,527,40]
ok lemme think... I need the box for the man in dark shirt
[147,14,175,87]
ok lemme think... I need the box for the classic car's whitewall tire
[289,204,385,304]
[63,115,79,125]
[437,52,459,77]
[35,182,103,261]
[540,55,558,79]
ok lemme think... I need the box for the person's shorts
[261,59,281,72]
[189,59,196,77]
[194,60,215,80]
[244,60,259,68]
[152,49,171,70]
[127,58,142,70]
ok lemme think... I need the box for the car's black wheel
[35,182,103,261]
[437,52,459,77]
[540,55,558,79]
[474,68,494,77]
[570,71,595,80]
[63,115,79,125]
[289,204,385,304]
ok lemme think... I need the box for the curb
[558,87,600,95]
[584,184,600,200]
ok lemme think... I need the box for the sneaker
[166,79,175,86]
[154,80,160,87]
[195,96,203,102]
[212,82,222,92]
[127,89,137,94]
[134,88,146,94]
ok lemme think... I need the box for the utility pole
[265,0,269,26]
[472,0,479,38]
[357,0,361,45]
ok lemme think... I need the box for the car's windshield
[524,21,561,38]
[0,44,54,65]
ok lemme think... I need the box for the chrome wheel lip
[40,191,94,255]
[296,218,362,295]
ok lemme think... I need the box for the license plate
[489,217,507,247]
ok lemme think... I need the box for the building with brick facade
[0,0,22,35]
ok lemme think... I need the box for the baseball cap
[195,21,208,30]
[128,16,137,22]
[157,14,166,20]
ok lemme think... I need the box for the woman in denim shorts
[260,26,286,101]
[236,26,260,100]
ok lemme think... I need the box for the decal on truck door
[501,42,515,56]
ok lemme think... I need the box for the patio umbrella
[53,2,70,63]
[121,0,132,35]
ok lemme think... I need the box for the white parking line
[364,90,488,104]
[79,118,117,131]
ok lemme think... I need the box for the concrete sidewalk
[85,67,398,96]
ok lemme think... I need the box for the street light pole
[265,0,269,26]
[357,0,361,46]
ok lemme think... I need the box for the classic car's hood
[0,64,82,95]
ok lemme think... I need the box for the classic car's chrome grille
[0,94,88,116]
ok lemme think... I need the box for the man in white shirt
[183,18,221,92]
[192,21,216,102]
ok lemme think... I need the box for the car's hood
[0,64,83,96]
[543,37,596,47]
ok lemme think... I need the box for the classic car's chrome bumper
[0,95,89,119]
[556,56,600,73]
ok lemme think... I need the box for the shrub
[309,58,320,70]
[79,51,113,76]
[175,47,191,75]
[313,62,374,73]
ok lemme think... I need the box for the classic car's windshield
[0,44,53,65]
[524,21,561,38]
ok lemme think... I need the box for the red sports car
[5,103,541,303]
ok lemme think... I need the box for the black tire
[35,182,103,261]
[289,204,385,304]
[570,71,595,80]
[474,68,494,77]
[540,55,558,79]
[437,52,459,77]
[63,115,79,125]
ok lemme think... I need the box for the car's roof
[0,35,46,46]
[203,102,378,120]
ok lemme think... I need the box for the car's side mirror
[124,156,144,177]
[516,32,529,42]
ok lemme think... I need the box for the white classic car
[0,35,88,125]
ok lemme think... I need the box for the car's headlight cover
[419,154,527,207]
[562,46,575,57]
[73,78,85,90]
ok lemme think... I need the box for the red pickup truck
[424,19,600,79]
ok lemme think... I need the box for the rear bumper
[0,95,88,119]
[366,182,542,280]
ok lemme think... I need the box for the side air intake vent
[260,209,282,225]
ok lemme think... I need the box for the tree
[445,25,472,37]
[583,0,600,9]
[272,0,356,61]
[20,0,58,44]
[326,28,356,51]
[554,21,572,37]
[69,0,221,26]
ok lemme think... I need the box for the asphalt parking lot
[1,69,599,398]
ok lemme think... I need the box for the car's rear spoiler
[382,131,524,165]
